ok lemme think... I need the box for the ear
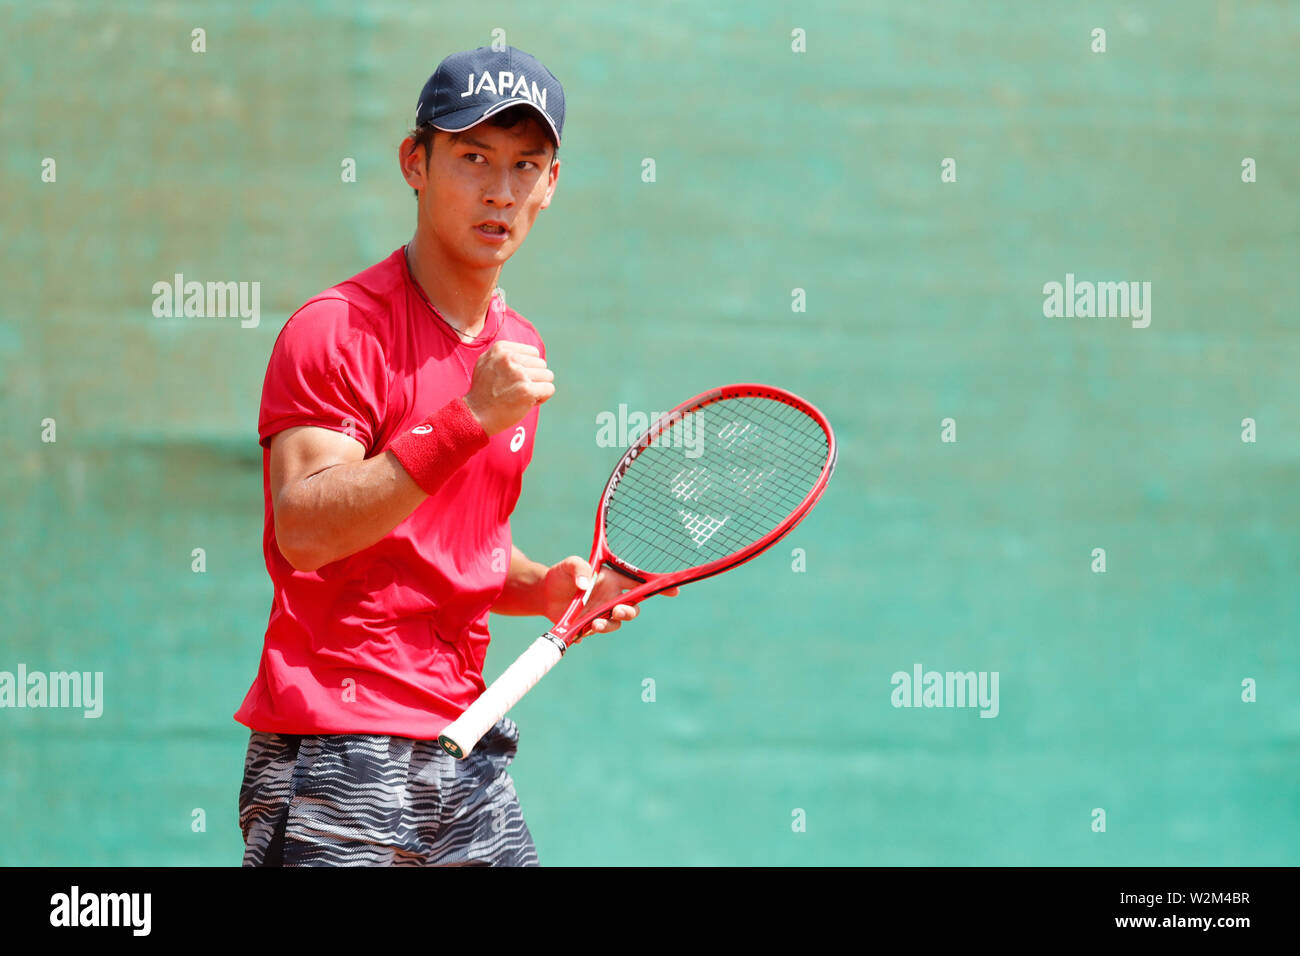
[399,135,429,193]
[539,156,560,210]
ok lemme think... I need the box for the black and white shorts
[238,717,539,866]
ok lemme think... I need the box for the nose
[482,165,515,208]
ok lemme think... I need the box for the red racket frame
[549,383,837,644]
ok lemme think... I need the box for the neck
[406,231,500,338]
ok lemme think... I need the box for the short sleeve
[258,295,388,452]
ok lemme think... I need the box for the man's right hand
[463,341,555,435]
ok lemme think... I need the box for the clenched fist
[463,341,555,435]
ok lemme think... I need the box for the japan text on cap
[416,46,565,146]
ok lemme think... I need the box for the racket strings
[604,396,829,573]
[610,404,824,568]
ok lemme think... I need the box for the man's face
[402,117,559,270]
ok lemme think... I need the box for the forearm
[276,399,488,572]
[276,451,427,572]
[490,546,549,617]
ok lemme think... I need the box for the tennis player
[234,46,664,866]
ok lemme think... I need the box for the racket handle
[437,634,566,760]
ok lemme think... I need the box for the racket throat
[578,572,598,606]
[599,559,646,585]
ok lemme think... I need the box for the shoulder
[270,296,383,381]
[274,250,409,360]
[331,248,408,315]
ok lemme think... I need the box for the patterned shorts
[238,717,539,866]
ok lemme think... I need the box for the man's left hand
[541,555,678,636]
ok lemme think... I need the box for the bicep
[269,425,367,508]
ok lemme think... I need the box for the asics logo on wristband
[510,426,526,452]
[412,424,433,435]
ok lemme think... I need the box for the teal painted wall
[2,0,1296,865]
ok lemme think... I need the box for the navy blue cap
[416,46,564,147]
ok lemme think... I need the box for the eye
[464,153,487,164]
[516,160,538,171]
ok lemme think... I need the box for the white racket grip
[437,634,566,760]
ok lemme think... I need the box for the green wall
[2,0,1297,865]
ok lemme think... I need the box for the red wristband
[388,398,490,496]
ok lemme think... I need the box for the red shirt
[234,247,544,739]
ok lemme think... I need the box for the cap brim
[432,98,560,148]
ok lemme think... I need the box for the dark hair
[407,105,558,198]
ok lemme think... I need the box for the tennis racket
[437,383,836,759]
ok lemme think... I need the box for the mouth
[474,221,510,242]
